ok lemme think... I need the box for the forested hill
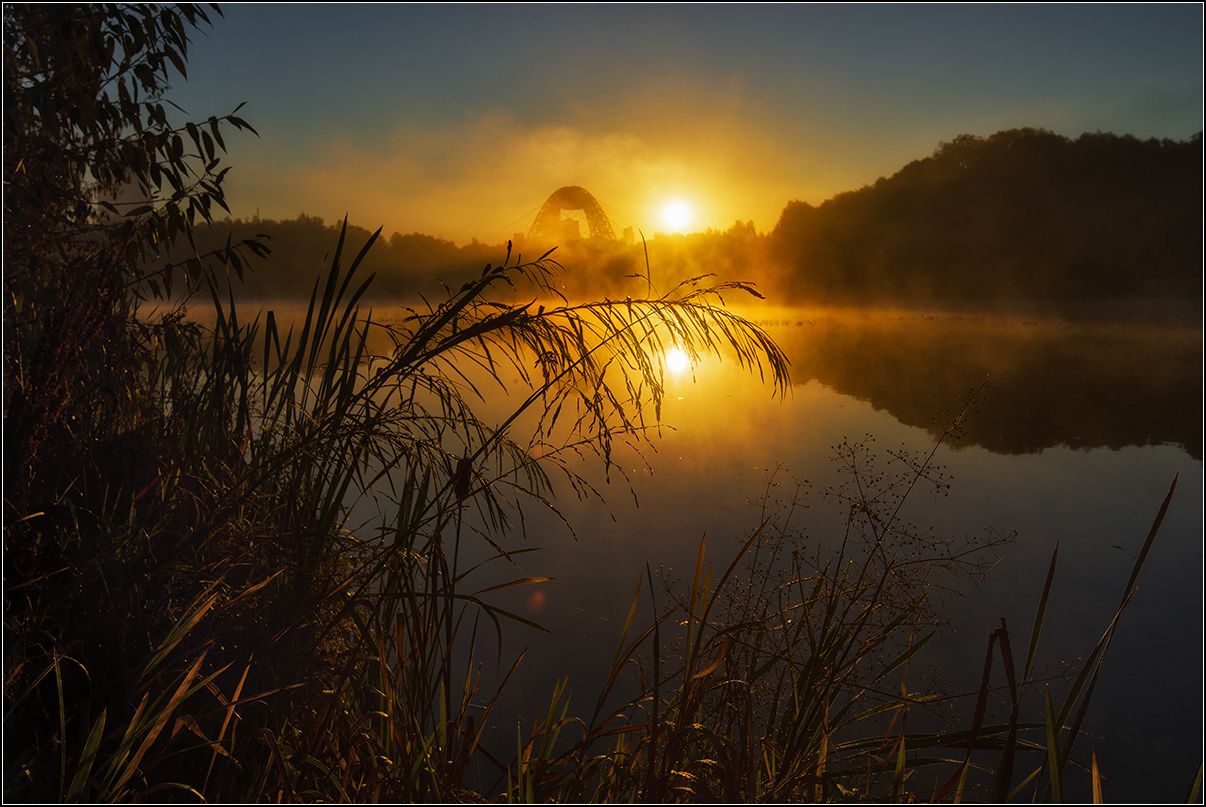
[769,129,1202,311]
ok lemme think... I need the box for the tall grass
[8,6,1190,802]
[464,407,1019,802]
[5,221,794,800]
[5,214,1185,801]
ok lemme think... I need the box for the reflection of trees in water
[775,313,1202,459]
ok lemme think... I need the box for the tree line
[768,128,1203,311]
[184,128,1201,318]
[174,212,499,299]
[179,214,767,302]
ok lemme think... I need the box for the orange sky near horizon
[171,6,1202,245]
[226,106,834,244]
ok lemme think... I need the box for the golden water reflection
[664,345,691,375]
[676,306,1202,459]
[214,299,1200,803]
[473,307,1202,805]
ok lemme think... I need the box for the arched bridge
[528,186,616,242]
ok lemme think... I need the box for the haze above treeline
[182,128,1203,320]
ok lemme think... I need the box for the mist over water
[115,99,1206,807]
[12,6,1202,802]
[318,300,1199,803]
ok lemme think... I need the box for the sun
[665,346,691,374]
[660,198,693,233]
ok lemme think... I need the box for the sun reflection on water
[665,346,691,374]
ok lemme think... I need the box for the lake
[218,294,1201,800]
[393,303,1202,803]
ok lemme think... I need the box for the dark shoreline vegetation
[177,129,1202,325]
[4,6,1200,804]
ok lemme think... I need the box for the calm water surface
[438,306,1202,803]
[243,298,1200,801]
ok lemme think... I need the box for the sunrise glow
[11,6,1199,803]
[660,199,694,233]
[665,346,691,374]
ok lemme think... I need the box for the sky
[170,4,1204,244]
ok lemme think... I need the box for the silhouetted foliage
[3,7,793,802]
[187,214,769,303]
[4,4,267,797]
[770,129,1203,312]
[175,213,499,299]
[206,129,1202,320]
[4,2,263,482]
[5,7,1191,802]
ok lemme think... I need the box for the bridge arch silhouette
[528,186,616,242]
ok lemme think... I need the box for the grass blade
[110,653,208,798]
[893,734,907,802]
[1044,685,1063,804]
[1091,749,1103,804]
[937,628,996,802]
[1186,762,1203,803]
[66,708,107,800]
[1023,545,1058,684]
[1120,475,1177,606]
